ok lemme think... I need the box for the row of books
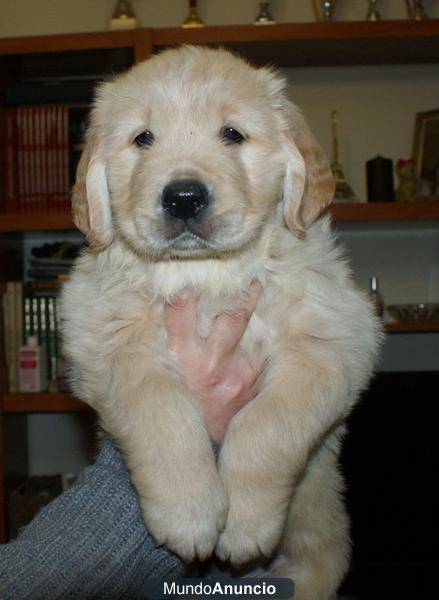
[1,281,67,393]
[0,105,88,214]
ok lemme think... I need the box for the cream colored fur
[60,46,381,600]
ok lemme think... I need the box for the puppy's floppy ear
[279,101,335,238]
[72,126,113,250]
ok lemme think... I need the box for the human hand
[164,283,262,444]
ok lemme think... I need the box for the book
[0,105,73,214]
[1,282,22,392]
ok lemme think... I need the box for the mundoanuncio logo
[144,577,295,600]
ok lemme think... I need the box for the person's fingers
[164,291,199,351]
[208,281,262,354]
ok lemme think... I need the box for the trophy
[366,0,381,21]
[330,111,357,202]
[321,1,337,20]
[406,0,428,20]
[254,3,276,26]
[182,0,205,28]
[109,0,138,30]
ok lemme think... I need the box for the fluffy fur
[61,46,381,599]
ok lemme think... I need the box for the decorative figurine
[366,0,381,21]
[395,159,418,202]
[181,0,205,28]
[109,0,138,30]
[254,2,276,26]
[406,0,428,20]
[330,111,357,202]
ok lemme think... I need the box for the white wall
[285,64,439,202]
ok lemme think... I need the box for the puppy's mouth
[160,215,215,251]
[165,230,211,253]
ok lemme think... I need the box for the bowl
[386,303,439,324]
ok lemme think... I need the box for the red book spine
[55,106,69,211]
[47,106,56,212]
[17,107,25,212]
[62,106,69,211]
[28,107,36,212]
[43,106,51,212]
[54,106,61,211]
[1,108,19,213]
[34,107,42,212]
[39,107,47,214]
[24,107,32,213]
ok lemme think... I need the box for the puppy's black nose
[162,180,209,221]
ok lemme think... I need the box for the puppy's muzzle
[162,180,209,221]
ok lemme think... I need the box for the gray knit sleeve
[0,437,184,599]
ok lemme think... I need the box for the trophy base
[181,8,205,29]
[109,16,137,30]
[254,19,276,26]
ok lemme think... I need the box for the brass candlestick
[331,111,357,202]
[182,0,205,28]
[254,3,276,26]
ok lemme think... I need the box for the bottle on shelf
[18,336,48,393]
[369,276,384,319]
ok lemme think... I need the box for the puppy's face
[74,47,334,256]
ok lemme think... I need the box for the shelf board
[0,212,75,232]
[1,393,91,413]
[0,30,140,56]
[384,322,439,333]
[1,202,439,232]
[153,20,439,67]
[331,201,439,222]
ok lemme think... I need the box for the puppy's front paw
[143,481,228,563]
[215,512,282,567]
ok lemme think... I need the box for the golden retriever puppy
[61,46,380,599]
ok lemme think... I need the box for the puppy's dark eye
[134,130,154,147]
[222,127,245,144]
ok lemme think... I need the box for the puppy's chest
[195,294,284,357]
